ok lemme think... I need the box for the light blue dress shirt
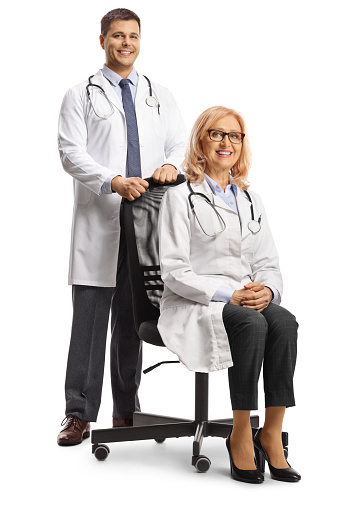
[203,174,279,305]
[102,64,138,103]
[99,65,139,195]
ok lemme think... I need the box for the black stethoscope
[86,75,159,119]
[187,181,262,237]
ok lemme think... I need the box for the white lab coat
[157,179,283,372]
[58,69,187,286]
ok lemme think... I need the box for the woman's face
[201,115,243,174]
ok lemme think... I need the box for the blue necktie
[119,79,142,178]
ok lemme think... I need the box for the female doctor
[158,106,301,484]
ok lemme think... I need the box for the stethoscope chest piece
[145,96,157,107]
[247,220,261,234]
[143,75,158,108]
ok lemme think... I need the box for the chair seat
[138,320,165,347]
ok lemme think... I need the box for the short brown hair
[101,8,141,37]
[183,106,251,190]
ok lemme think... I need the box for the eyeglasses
[208,130,245,144]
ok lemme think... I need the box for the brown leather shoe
[57,415,90,446]
[112,417,133,428]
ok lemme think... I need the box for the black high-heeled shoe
[226,433,264,484]
[253,428,301,482]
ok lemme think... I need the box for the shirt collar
[102,64,138,87]
[204,173,238,196]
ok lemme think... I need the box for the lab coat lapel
[92,69,125,115]
[193,179,237,214]
[190,179,214,202]
[134,73,150,106]
[236,189,252,235]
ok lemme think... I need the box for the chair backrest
[123,175,185,343]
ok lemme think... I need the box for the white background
[1,0,338,507]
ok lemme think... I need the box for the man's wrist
[111,175,123,192]
[162,164,177,171]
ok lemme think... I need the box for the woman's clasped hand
[231,282,273,312]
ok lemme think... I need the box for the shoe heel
[228,458,234,476]
[83,431,90,439]
[254,448,265,473]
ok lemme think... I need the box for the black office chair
[91,176,288,472]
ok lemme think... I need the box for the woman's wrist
[265,286,274,301]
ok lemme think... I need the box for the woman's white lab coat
[157,179,283,372]
[58,70,187,286]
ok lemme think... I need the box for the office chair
[91,176,288,472]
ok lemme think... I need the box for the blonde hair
[183,106,251,190]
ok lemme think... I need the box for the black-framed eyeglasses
[208,129,245,144]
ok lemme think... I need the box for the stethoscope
[86,75,159,119]
[187,181,262,237]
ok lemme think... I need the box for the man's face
[100,19,140,74]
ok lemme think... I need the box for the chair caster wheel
[155,438,166,443]
[192,455,211,473]
[94,444,110,461]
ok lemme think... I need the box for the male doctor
[57,8,187,445]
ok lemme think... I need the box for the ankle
[261,426,282,443]
[231,427,253,444]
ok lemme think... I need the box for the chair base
[91,412,289,470]
[91,373,289,470]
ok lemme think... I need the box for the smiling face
[201,115,243,178]
[99,19,140,77]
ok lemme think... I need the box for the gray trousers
[64,229,142,422]
[222,303,298,411]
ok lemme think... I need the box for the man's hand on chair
[152,164,178,184]
[111,176,149,201]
